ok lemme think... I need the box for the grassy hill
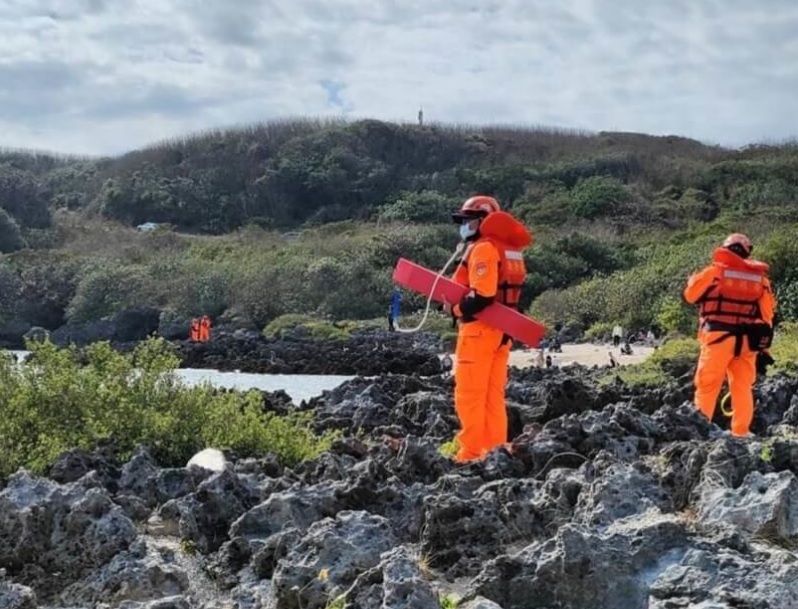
[1,119,797,336]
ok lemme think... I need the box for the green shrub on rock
[0,338,335,477]
[263,313,357,341]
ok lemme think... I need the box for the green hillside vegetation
[0,120,797,335]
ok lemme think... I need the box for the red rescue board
[392,258,546,348]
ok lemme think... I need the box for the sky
[1,0,797,155]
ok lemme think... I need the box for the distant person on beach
[612,324,623,347]
[388,290,401,332]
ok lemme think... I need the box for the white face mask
[459,222,477,240]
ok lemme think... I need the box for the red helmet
[452,195,500,222]
[722,233,753,257]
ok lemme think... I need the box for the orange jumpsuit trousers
[693,331,756,436]
[452,240,509,462]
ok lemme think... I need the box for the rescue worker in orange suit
[445,195,532,462]
[684,233,776,437]
[199,315,212,342]
[189,318,201,342]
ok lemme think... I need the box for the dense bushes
[0,164,52,229]
[378,190,456,223]
[263,314,361,340]
[525,232,634,302]
[530,234,720,330]
[771,322,798,374]
[2,120,798,334]
[0,338,336,477]
[3,212,795,336]
[66,264,150,323]
[1,219,457,330]
[570,176,632,219]
[0,208,24,252]
[13,118,797,234]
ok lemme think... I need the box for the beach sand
[509,342,656,369]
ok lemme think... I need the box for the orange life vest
[698,248,769,326]
[453,211,531,309]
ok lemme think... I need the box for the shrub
[0,338,336,477]
[378,190,455,224]
[262,313,359,340]
[0,208,24,253]
[775,279,798,322]
[655,295,695,336]
[530,233,719,331]
[584,321,614,342]
[66,263,149,322]
[570,176,631,219]
[759,229,798,284]
[515,186,572,227]
[0,265,22,322]
[176,268,230,318]
[648,337,699,375]
[771,321,798,373]
[15,256,81,328]
[0,165,52,228]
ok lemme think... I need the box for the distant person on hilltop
[684,233,776,438]
[612,324,623,347]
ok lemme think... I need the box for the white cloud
[0,0,796,154]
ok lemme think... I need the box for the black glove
[756,351,775,375]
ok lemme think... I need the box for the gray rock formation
[272,511,397,609]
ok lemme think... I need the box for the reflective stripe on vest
[722,269,763,282]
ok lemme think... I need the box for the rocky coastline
[5,306,445,376]
[3,362,798,608]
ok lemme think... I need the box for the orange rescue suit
[684,247,776,436]
[199,316,212,342]
[189,318,201,342]
[451,211,531,462]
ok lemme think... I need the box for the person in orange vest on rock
[199,315,212,342]
[444,195,532,462]
[683,233,776,437]
[189,317,201,342]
